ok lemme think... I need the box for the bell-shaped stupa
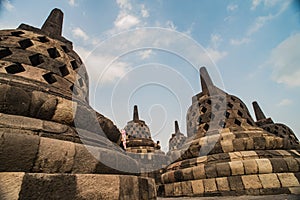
[160,67,300,197]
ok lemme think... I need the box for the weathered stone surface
[242,175,262,189]
[72,143,98,173]
[277,173,299,187]
[216,162,231,177]
[0,132,39,172]
[243,159,258,174]
[229,161,244,175]
[216,177,230,191]
[203,179,217,193]
[259,174,281,188]
[270,158,288,173]
[75,174,120,200]
[36,97,57,120]
[192,165,206,180]
[0,172,25,200]
[52,97,76,124]
[33,137,75,173]
[19,173,77,199]
[256,159,273,174]
[191,179,204,195]
[228,176,244,191]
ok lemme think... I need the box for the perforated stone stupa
[167,121,187,161]
[0,9,156,200]
[124,105,167,183]
[160,67,300,197]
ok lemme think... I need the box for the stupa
[160,67,300,197]
[124,105,167,183]
[0,9,156,199]
[167,121,187,161]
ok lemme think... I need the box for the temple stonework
[0,9,156,200]
[0,8,299,200]
[160,67,300,197]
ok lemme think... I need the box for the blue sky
[0,0,299,151]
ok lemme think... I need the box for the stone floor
[158,194,300,200]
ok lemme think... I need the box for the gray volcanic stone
[0,132,39,172]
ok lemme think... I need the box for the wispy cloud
[2,0,14,11]
[72,27,89,41]
[114,12,140,30]
[277,99,293,106]
[227,4,238,12]
[165,20,177,30]
[230,37,251,46]
[247,0,291,35]
[68,0,76,7]
[268,33,300,87]
[141,4,149,18]
[206,34,227,63]
[138,49,153,60]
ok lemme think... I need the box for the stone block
[19,173,77,199]
[205,164,217,178]
[0,172,25,200]
[256,158,272,174]
[253,137,266,150]
[228,176,244,191]
[33,137,75,173]
[270,158,288,173]
[76,174,120,200]
[243,159,258,174]
[173,182,182,196]
[277,173,299,187]
[182,167,194,181]
[203,178,217,192]
[229,152,242,161]
[220,139,233,152]
[229,161,244,175]
[216,177,230,191]
[181,181,192,196]
[164,183,174,196]
[284,157,299,172]
[289,186,300,194]
[52,97,76,124]
[233,138,246,151]
[119,176,139,200]
[241,175,262,189]
[72,144,99,173]
[240,151,259,159]
[216,162,231,177]
[259,174,281,188]
[191,179,204,195]
[0,132,39,172]
[192,164,206,179]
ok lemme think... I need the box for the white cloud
[114,12,140,30]
[230,37,251,45]
[75,46,131,84]
[227,4,238,12]
[166,20,177,30]
[68,0,76,6]
[141,4,149,18]
[72,27,89,41]
[277,99,293,106]
[247,0,290,35]
[138,49,153,60]
[205,48,227,64]
[116,0,132,10]
[268,33,300,87]
[3,0,14,11]
[251,0,261,10]
[210,34,222,49]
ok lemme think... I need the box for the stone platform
[0,173,156,200]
